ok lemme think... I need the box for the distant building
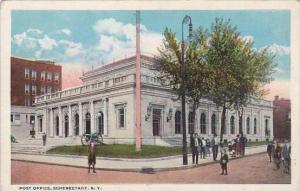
[11,56,62,140]
[273,96,291,140]
[34,55,273,145]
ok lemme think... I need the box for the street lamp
[181,15,193,165]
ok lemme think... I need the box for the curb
[11,151,266,172]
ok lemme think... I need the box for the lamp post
[181,15,193,165]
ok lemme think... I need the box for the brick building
[11,56,62,140]
[273,96,291,140]
[11,57,62,106]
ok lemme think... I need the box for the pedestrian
[267,141,274,162]
[42,132,47,146]
[220,148,229,175]
[273,142,282,169]
[282,140,291,174]
[190,133,199,164]
[88,140,96,173]
[211,134,219,161]
[240,134,247,156]
[206,138,211,157]
[235,134,241,156]
[200,137,206,159]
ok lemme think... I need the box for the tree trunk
[238,108,244,136]
[220,105,226,143]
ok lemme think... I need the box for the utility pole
[135,10,142,151]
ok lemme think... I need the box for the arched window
[254,118,257,134]
[64,115,69,137]
[175,111,181,134]
[265,119,269,136]
[85,112,91,134]
[230,116,235,134]
[211,114,216,136]
[97,111,104,135]
[74,113,79,136]
[200,113,206,134]
[188,111,194,134]
[247,117,250,134]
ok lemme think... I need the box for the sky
[11,10,290,100]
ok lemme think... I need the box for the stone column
[58,106,63,137]
[79,102,83,136]
[103,99,108,136]
[90,100,95,134]
[49,108,54,137]
[68,105,72,137]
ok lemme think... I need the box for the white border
[1,1,300,191]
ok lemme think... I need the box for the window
[32,85,37,95]
[25,68,30,79]
[175,111,181,134]
[25,84,30,94]
[47,86,52,93]
[41,71,46,81]
[211,114,216,136]
[47,72,52,81]
[117,106,125,128]
[105,80,109,87]
[247,117,250,134]
[11,114,13,122]
[200,113,206,134]
[230,116,235,134]
[31,70,37,80]
[14,114,21,125]
[265,119,269,136]
[188,111,194,134]
[25,97,31,106]
[41,86,46,94]
[254,118,257,134]
[54,73,59,82]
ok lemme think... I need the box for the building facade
[11,57,62,139]
[273,96,291,140]
[34,55,273,145]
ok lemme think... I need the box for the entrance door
[64,115,69,137]
[85,113,91,134]
[152,108,161,136]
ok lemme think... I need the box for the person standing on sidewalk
[42,132,47,146]
[88,140,96,173]
[267,141,274,162]
[273,142,282,169]
[282,140,291,174]
[235,134,241,156]
[211,134,219,161]
[190,133,199,164]
[200,137,207,159]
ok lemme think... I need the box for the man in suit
[282,140,291,174]
[211,134,219,161]
[190,133,199,164]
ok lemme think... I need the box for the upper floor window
[41,86,46,94]
[32,85,37,95]
[25,68,30,79]
[25,97,31,106]
[54,73,59,82]
[41,71,46,81]
[25,84,30,94]
[31,70,37,80]
[47,72,52,81]
[47,86,52,93]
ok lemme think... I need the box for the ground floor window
[74,113,79,136]
[188,112,194,134]
[230,116,235,134]
[97,111,104,135]
[200,113,206,134]
[254,118,257,134]
[211,114,216,135]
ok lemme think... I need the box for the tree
[207,18,276,141]
[155,28,213,134]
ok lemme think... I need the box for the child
[220,149,229,175]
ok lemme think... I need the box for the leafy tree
[207,18,276,141]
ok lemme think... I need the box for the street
[11,153,290,184]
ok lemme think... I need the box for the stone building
[34,55,273,145]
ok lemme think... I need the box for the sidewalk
[11,145,267,172]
